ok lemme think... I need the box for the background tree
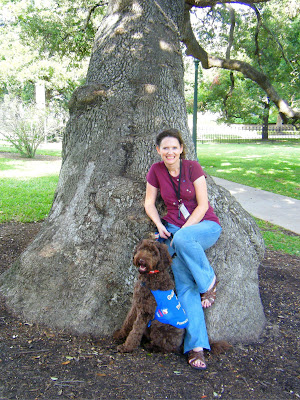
[185,0,299,125]
[0,0,104,154]
[2,0,298,344]
[0,0,106,108]
[183,1,299,122]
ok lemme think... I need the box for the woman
[144,128,222,370]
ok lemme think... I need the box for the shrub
[0,97,65,158]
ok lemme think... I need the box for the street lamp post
[193,59,199,156]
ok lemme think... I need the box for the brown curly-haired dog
[113,239,186,353]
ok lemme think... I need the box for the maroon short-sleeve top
[146,160,220,228]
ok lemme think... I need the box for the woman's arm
[144,182,171,239]
[181,175,209,228]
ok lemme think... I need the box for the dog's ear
[132,241,140,261]
[155,242,172,269]
[133,239,146,256]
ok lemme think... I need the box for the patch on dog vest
[148,289,188,329]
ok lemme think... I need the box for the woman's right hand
[145,183,171,240]
[157,224,171,240]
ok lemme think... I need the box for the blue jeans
[161,220,222,353]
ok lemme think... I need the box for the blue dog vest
[148,289,188,328]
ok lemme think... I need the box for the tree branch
[180,4,300,121]
[224,5,236,114]
[82,2,108,31]
[185,0,270,7]
[225,4,235,59]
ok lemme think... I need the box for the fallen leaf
[44,331,55,338]
[96,373,106,377]
[61,361,71,365]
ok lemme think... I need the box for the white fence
[195,124,299,143]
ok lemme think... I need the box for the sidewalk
[212,177,300,235]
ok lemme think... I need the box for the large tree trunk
[0,0,266,343]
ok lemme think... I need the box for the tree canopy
[185,0,300,123]
[181,0,299,122]
[0,0,106,107]
[1,0,299,122]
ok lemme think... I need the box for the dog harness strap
[148,270,160,274]
[148,289,189,329]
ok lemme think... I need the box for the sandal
[188,349,207,370]
[201,280,219,308]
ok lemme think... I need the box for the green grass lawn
[196,141,300,255]
[254,218,299,256]
[0,142,62,158]
[0,176,59,223]
[197,141,300,200]
[0,141,61,222]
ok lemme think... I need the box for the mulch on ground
[0,222,299,400]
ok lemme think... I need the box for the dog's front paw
[117,344,133,353]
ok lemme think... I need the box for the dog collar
[148,270,160,274]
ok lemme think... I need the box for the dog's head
[133,239,172,275]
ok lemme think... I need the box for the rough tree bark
[0,0,266,343]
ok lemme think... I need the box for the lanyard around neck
[166,160,182,219]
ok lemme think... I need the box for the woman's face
[156,136,183,168]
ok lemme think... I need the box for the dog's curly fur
[113,239,185,353]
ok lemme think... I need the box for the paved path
[212,177,300,235]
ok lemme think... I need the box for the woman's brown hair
[155,128,186,159]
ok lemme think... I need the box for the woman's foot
[188,348,207,370]
[201,278,218,308]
